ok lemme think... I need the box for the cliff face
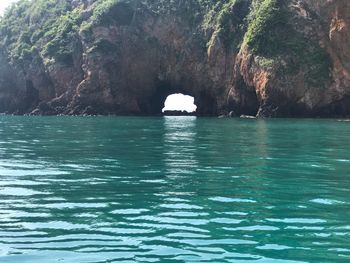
[0,0,349,117]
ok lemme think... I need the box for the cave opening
[144,81,216,116]
[162,93,197,116]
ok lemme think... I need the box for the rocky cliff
[0,0,349,117]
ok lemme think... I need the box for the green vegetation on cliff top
[0,0,330,86]
[0,0,246,61]
[243,0,330,86]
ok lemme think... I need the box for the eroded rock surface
[0,0,349,117]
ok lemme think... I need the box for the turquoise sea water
[0,116,349,262]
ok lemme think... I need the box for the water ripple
[0,116,349,262]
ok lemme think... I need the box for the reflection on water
[0,116,349,262]
[163,116,198,177]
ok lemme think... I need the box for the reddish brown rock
[0,0,350,117]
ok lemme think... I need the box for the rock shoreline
[0,0,350,118]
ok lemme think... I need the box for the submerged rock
[0,0,350,117]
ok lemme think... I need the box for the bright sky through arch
[162,93,197,113]
[0,0,18,15]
